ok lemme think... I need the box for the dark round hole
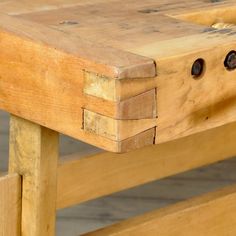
[191,58,205,79]
[224,51,236,71]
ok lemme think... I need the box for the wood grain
[9,115,59,236]
[84,184,236,236]
[0,173,21,236]
[84,73,157,119]
[116,89,157,119]
[0,13,155,152]
[2,1,236,151]
[57,121,236,209]
[83,110,156,141]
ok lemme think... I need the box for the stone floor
[1,111,236,235]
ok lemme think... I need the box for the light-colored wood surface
[57,120,236,209]
[0,173,21,236]
[83,110,156,141]
[0,12,155,152]
[84,86,157,120]
[1,113,236,235]
[85,184,236,236]
[9,115,59,236]
[2,1,236,151]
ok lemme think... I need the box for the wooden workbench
[2,0,236,152]
[1,0,236,235]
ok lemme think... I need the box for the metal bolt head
[224,51,236,70]
[191,59,204,79]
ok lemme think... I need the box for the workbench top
[1,0,236,152]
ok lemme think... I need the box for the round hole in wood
[224,51,236,71]
[191,58,205,79]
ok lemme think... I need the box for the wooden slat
[0,173,21,236]
[84,184,236,236]
[9,115,59,236]
[57,121,236,209]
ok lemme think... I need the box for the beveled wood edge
[0,13,156,80]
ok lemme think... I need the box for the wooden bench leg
[0,173,21,236]
[8,115,59,236]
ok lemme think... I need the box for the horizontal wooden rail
[0,173,21,236]
[84,184,236,236]
[57,121,236,209]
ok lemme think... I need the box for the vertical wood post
[0,173,21,236]
[9,115,59,236]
